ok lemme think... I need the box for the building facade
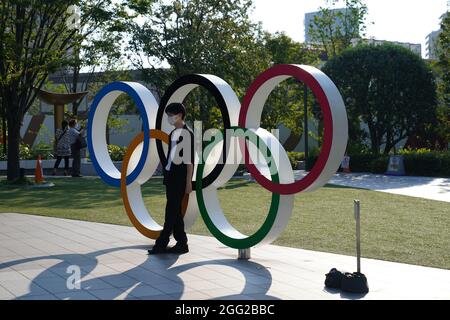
[426,12,448,60]
[350,38,422,56]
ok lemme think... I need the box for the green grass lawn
[1,177,449,270]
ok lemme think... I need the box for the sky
[250,0,449,57]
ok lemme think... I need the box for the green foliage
[303,148,450,176]
[30,142,54,160]
[402,153,441,177]
[287,152,305,169]
[305,147,321,171]
[0,176,34,186]
[347,153,388,173]
[0,0,140,180]
[262,33,318,134]
[107,144,127,161]
[128,1,320,134]
[398,148,433,155]
[345,149,450,177]
[434,13,450,145]
[127,0,279,130]
[308,0,370,58]
[18,144,32,161]
[369,156,389,174]
[128,0,317,133]
[323,43,438,154]
[345,141,371,155]
[234,164,248,176]
[56,1,148,115]
[0,143,33,161]
[129,0,269,92]
[436,13,449,106]
[0,142,54,161]
[265,32,318,65]
[399,149,450,177]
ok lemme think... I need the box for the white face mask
[167,115,179,126]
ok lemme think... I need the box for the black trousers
[155,179,188,248]
[54,156,70,170]
[70,145,81,176]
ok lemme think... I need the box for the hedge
[402,152,450,177]
[0,143,54,161]
[287,152,305,169]
[107,144,127,162]
[305,149,450,177]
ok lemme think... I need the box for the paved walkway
[0,213,449,300]
[294,171,450,203]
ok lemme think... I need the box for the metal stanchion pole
[304,83,309,170]
[238,248,251,260]
[354,200,361,273]
[325,200,368,293]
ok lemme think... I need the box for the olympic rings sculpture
[87,64,348,249]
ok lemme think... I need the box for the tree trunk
[6,114,21,181]
[72,100,80,116]
[1,98,6,155]
[383,133,390,154]
[368,125,379,154]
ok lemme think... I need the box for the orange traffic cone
[35,155,45,184]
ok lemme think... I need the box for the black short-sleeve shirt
[163,124,194,185]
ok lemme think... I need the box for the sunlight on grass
[1,177,449,270]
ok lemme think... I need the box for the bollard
[238,248,251,260]
[355,199,361,273]
[325,199,368,293]
[339,199,369,293]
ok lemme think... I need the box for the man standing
[67,119,83,178]
[148,103,194,255]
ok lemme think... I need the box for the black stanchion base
[341,272,369,294]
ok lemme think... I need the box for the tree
[0,0,129,181]
[262,32,319,135]
[308,0,370,59]
[323,44,438,154]
[128,0,271,129]
[59,0,153,116]
[435,12,450,147]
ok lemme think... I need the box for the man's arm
[185,128,194,194]
[185,163,193,194]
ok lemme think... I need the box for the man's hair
[69,119,77,127]
[165,103,186,120]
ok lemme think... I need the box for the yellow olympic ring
[120,129,189,239]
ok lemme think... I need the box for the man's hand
[185,181,193,194]
[185,163,194,194]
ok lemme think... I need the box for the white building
[426,12,448,60]
[350,38,422,56]
[426,30,441,60]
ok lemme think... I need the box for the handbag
[324,268,344,289]
[341,272,369,294]
[74,134,87,150]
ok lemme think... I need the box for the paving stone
[1,213,450,300]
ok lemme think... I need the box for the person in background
[148,103,194,255]
[53,120,71,176]
[67,119,83,178]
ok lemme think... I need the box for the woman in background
[53,120,71,176]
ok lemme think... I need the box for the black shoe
[167,243,189,254]
[147,246,167,255]
[72,174,83,178]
